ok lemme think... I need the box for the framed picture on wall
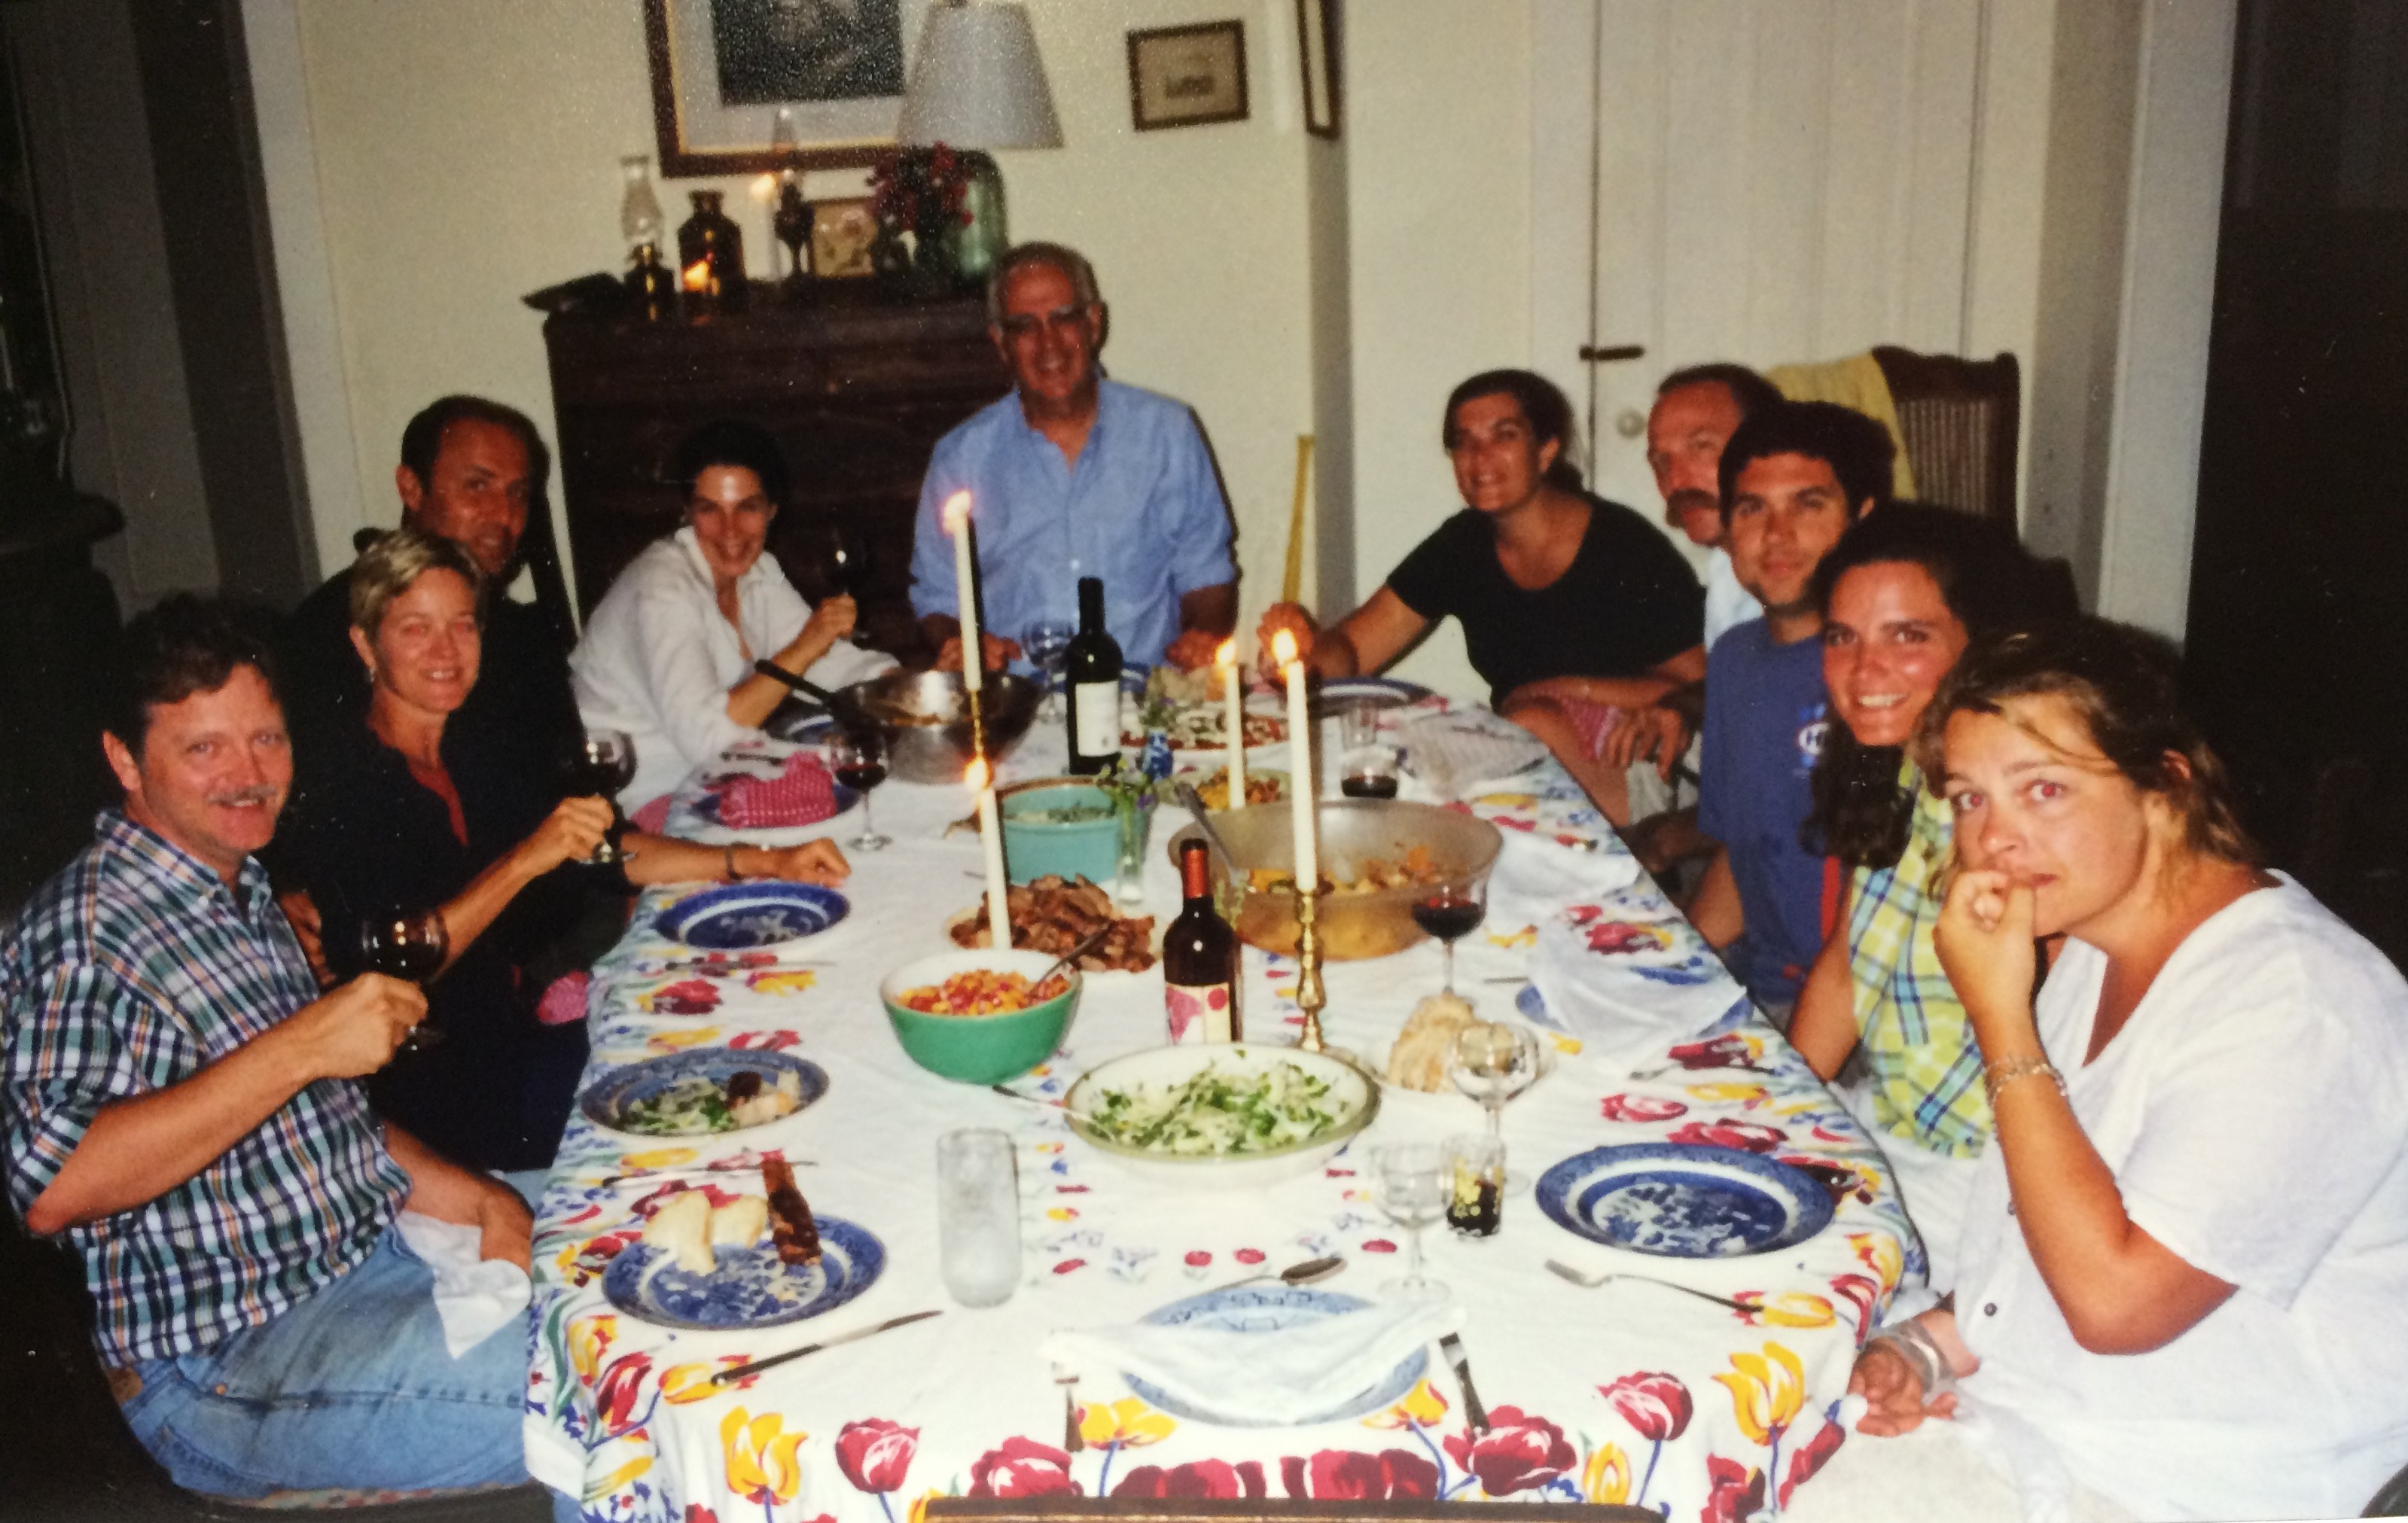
[1298,0,1339,139]
[644,0,940,175]
[1126,21,1248,133]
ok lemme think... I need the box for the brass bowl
[1163,800,1502,961]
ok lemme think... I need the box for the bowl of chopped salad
[879,949,1083,1085]
[1062,1044,1379,1188]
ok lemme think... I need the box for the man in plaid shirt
[1,597,550,1503]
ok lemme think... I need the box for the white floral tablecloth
[525,702,1918,1523]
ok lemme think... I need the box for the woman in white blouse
[571,421,895,813]
[1846,617,2408,1521]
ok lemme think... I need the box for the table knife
[711,1309,943,1386]
[1440,1332,1490,1433]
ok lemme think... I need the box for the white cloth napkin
[1490,830,1641,928]
[1397,713,1548,800]
[395,1211,532,1358]
[1530,897,1746,1073]
[1042,1299,1464,1427]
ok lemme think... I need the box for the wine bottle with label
[1164,838,1240,1044]
[1065,576,1123,775]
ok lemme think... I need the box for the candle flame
[964,757,990,791]
[1272,629,1300,666]
[681,260,711,291]
[943,490,973,535]
[1215,638,1236,669]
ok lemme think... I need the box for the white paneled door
[1531,0,1987,520]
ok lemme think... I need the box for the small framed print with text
[1126,21,1248,133]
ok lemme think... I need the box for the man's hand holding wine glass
[282,973,428,1078]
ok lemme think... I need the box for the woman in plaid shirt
[1785,507,2074,1306]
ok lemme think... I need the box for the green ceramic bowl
[879,948,1082,1085]
[998,778,1121,886]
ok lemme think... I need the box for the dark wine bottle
[1065,577,1124,775]
[1163,839,1240,1044]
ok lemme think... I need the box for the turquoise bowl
[879,949,1082,1085]
[998,778,1120,886]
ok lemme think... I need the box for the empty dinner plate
[1315,676,1429,711]
[1536,1143,1833,1259]
[603,1216,884,1330]
[654,882,849,949]
[1125,1287,1428,1427]
[579,1049,829,1137]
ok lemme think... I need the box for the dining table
[522,690,1919,1523]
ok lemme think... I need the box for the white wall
[1341,0,1532,698]
[267,0,1315,640]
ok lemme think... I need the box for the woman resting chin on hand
[1840,617,2408,1523]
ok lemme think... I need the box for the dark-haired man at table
[910,241,1237,675]
[1,595,546,1503]
[1687,401,1892,1019]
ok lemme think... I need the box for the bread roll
[643,1189,717,1275]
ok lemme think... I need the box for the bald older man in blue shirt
[910,242,1238,675]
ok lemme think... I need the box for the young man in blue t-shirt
[1689,403,1893,1019]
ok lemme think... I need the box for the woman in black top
[1257,369,1704,823]
[275,528,849,1171]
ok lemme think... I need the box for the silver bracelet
[1867,1317,1957,1398]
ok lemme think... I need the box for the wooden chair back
[1871,346,2021,525]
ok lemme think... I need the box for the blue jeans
[122,1227,532,1499]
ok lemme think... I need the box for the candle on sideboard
[1272,629,1316,896]
[965,757,1011,952]
[943,491,982,694]
[1218,638,1245,803]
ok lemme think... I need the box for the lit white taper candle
[965,756,1011,951]
[1218,638,1245,804]
[1272,629,1316,894]
[943,491,981,693]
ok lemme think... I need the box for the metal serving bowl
[1163,799,1503,961]
[806,669,1042,784]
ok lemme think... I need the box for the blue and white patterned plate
[654,883,849,949]
[579,1049,829,1136]
[603,1215,884,1330]
[1125,1286,1428,1427]
[1536,1143,1833,1259]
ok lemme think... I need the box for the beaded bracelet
[1983,1054,2066,1107]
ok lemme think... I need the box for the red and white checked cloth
[716,751,840,830]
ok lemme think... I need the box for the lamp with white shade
[895,1,1063,282]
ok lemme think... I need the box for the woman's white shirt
[570,527,895,810]
[1954,876,2408,1521]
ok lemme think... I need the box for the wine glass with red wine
[564,730,636,865]
[1411,877,1487,996]
[358,906,448,1051]
[824,728,892,851]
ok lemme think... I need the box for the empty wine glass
[824,729,892,851]
[565,730,636,866]
[1449,1021,1541,1141]
[1370,1141,1449,1303]
[1022,619,1075,721]
[358,906,449,1052]
[1410,877,1487,995]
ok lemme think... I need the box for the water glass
[936,1129,1021,1307]
[1114,793,1155,906]
[1370,1141,1449,1302]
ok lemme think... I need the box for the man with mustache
[910,241,1237,675]
[276,394,580,769]
[0,597,551,1503]
[1687,401,1892,1018]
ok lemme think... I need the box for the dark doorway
[2186,0,2408,965]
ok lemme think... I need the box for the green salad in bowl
[1065,1045,1377,1187]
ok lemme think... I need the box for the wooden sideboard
[538,285,1010,663]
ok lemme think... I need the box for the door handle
[1577,343,1645,364]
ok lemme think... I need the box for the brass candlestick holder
[1292,882,1330,1054]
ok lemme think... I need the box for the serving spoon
[1204,1254,1346,1296]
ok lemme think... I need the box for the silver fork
[1544,1259,1752,1311]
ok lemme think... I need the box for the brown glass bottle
[1163,839,1239,1044]
[676,190,748,312]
